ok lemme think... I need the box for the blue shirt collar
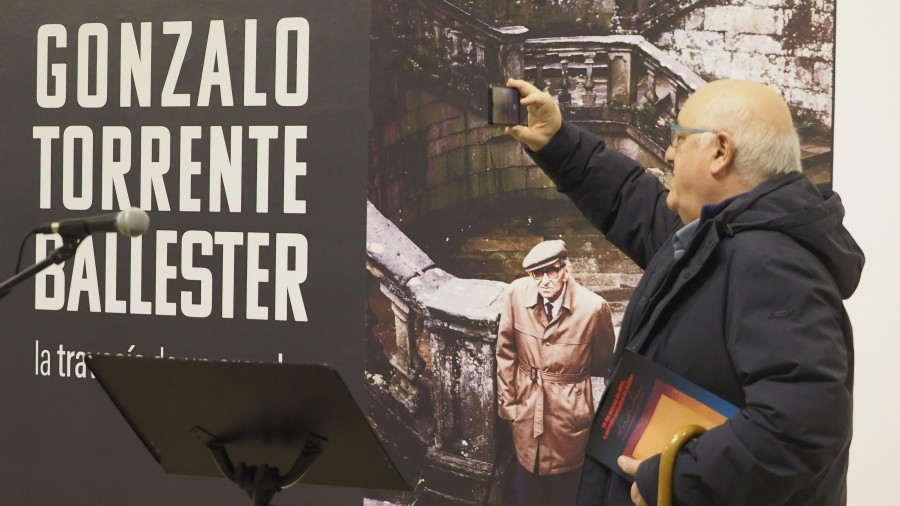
[672,194,742,260]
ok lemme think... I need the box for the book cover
[585,350,740,480]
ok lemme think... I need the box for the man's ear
[709,131,735,177]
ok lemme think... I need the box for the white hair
[695,94,803,188]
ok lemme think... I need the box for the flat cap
[523,239,567,271]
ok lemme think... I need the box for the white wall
[834,1,900,504]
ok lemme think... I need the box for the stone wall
[370,87,567,227]
[458,0,617,37]
[648,0,835,129]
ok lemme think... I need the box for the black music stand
[86,355,413,505]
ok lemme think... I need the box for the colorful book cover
[585,350,740,480]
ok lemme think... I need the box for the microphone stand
[0,233,85,300]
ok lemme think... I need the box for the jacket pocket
[552,382,594,433]
[514,321,542,340]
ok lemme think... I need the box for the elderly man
[496,239,617,506]
[503,78,863,506]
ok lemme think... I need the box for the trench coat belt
[518,362,589,383]
[518,362,589,438]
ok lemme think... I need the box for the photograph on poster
[364,0,836,504]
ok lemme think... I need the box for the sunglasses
[529,264,563,280]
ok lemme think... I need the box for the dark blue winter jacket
[528,122,864,506]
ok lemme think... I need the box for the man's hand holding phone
[488,84,525,126]
[502,78,563,153]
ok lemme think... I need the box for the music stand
[86,355,413,505]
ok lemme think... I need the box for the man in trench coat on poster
[496,239,617,506]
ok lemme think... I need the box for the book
[585,350,740,480]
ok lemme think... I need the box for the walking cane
[658,424,707,506]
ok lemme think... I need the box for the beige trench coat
[496,276,616,475]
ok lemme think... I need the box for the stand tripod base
[193,426,326,506]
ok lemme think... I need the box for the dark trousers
[516,462,581,506]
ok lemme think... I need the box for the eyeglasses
[529,264,563,280]
[670,124,717,147]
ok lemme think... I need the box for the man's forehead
[678,95,704,124]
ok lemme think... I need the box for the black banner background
[0,1,370,504]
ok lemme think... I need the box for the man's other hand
[618,455,650,506]
[504,78,562,152]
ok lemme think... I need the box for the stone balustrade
[380,0,529,101]
[522,35,706,150]
[375,0,709,163]
[366,200,511,504]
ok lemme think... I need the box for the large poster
[0,0,842,504]
[0,1,370,504]
[366,0,836,504]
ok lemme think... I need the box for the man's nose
[665,145,676,164]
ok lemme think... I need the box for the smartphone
[487,85,525,126]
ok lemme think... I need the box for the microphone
[33,208,150,238]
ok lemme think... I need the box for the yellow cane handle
[658,424,707,506]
